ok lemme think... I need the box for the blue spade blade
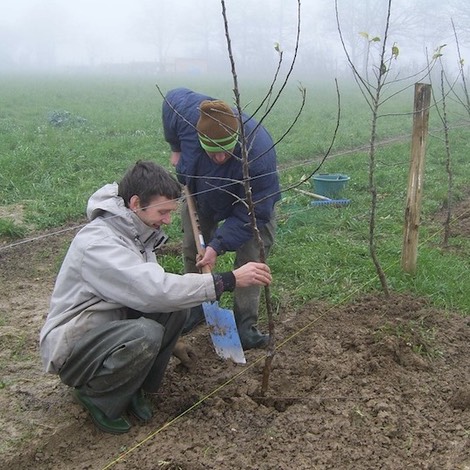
[202,301,246,364]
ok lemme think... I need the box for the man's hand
[196,246,217,271]
[233,262,272,288]
[170,151,181,167]
[173,339,197,369]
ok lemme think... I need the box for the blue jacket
[162,87,280,253]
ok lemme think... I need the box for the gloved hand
[172,340,198,369]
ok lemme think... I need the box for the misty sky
[1,0,468,77]
[3,0,165,65]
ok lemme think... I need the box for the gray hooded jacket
[40,183,215,374]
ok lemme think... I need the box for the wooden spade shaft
[184,186,211,274]
[183,186,247,364]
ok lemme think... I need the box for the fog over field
[1,0,469,79]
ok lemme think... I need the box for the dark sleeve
[161,88,210,186]
[212,272,236,299]
[162,93,181,152]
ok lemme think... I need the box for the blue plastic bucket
[312,174,350,198]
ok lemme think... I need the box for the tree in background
[335,0,444,295]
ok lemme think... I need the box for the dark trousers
[59,310,188,419]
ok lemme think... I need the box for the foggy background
[1,0,469,80]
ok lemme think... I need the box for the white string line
[0,224,87,251]
[0,122,466,253]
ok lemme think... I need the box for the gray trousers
[181,201,276,333]
[59,309,188,419]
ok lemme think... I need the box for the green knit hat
[197,100,239,152]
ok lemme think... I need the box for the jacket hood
[86,182,158,244]
[86,183,124,220]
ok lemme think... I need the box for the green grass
[1,73,469,315]
[374,319,443,359]
[0,218,27,239]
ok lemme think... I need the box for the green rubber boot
[239,326,269,350]
[73,388,131,434]
[128,390,153,422]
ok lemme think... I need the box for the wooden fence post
[401,82,432,274]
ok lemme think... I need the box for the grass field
[1,72,469,314]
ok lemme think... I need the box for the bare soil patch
[0,202,469,469]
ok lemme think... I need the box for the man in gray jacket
[39,161,271,434]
